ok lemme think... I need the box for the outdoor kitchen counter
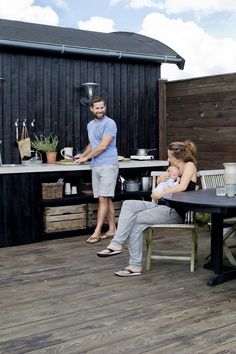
[0,160,168,174]
[0,160,168,246]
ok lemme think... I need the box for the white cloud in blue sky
[53,0,68,10]
[140,11,236,79]
[0,0,59,25]
[78,16,116,33]
[0,0,236,80]
[113,0,236,15]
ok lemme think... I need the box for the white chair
[145,171,198,272]
[198,169,236,266]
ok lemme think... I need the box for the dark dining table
[163,188,236,286]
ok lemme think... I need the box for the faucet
[0,140,2,166]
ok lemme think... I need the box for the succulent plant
[31,134,58,152]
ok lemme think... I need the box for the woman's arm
[151,162,197,200]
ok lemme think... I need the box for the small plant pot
[46,151,57,164]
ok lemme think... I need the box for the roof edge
[0,39,185,69]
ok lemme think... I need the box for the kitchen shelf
[41,190,151,207]
[1,161,167,246]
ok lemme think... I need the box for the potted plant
[31,134,59,164]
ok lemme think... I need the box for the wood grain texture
[165,72,236,170]
[0,228,236,353]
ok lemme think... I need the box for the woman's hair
[167,140,197,165]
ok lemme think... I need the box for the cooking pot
[124,179,140,192]
[136,148,157,156]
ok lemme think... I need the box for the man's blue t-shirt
[87,116,118,167]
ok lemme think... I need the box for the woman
[97,140,197,277]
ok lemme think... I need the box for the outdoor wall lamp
[80,82,99,105]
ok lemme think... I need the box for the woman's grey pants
[111,200,183,269]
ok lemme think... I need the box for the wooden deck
[1,228,236,353]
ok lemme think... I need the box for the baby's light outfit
[153,178,178,193]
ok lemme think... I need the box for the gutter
[0,39,185,70]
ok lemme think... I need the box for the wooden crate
[87,201,122,228]
[44,204,87,233]
[42,182,63,199]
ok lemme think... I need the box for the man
[75,96,119,244]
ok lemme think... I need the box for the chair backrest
[151,171,164,191]
[198,169,224,189]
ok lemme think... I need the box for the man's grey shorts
[92,165,119,198]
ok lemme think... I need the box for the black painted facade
[0,20,185,164]
[0,50,160,163]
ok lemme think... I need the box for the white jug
[60,147,74,160]
[223,163,236,184]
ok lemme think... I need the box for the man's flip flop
[100,233,115,240]
[114,268,142,277]
[86,236,101,244]
[97,247,122,257]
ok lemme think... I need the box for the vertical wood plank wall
[158,79,167,160]
[161,73,236,169]
[0,50,160,163]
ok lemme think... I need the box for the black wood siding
[0,50,160,163]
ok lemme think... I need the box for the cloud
[52,0,69,11]
[155,0,236,15]
[78,16,116,33]
[0,0,59,25]
[110,0,160,8]
[110,0,236,15]
[140,12,236,80]
[125,0,159,8]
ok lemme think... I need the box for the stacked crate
[87,201,122,228]
[44,204,87,233]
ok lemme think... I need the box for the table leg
[205,213,236,286]
[204,213,223,285]
[211,213,223,273]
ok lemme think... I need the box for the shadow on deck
[1,228,236,353]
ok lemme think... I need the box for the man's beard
[94,113,105,119]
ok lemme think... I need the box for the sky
[0,0,236,81]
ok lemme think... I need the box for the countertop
[0,160,169,175]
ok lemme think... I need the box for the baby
[153,165,180,193]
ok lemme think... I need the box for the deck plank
[1,229,236,353]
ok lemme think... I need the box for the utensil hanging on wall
[15,119,19,142]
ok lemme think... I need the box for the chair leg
[223,244,236,266]
[146,228,153,271]
[223,227,236,242]
[190,229,198,272]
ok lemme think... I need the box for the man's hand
[75,156,88,164]
[74,153,83,159]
